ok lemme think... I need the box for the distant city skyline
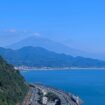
[0,0,105,53]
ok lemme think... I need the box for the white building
[42,89,47,96]
[42,96,48,105]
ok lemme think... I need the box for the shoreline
[15,67,105,71]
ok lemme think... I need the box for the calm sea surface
[20,69,105,105]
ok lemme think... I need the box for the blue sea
[20,69,105,105]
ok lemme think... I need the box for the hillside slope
[7,36,86,56]
[0,46,105,68]
[0,56,28,105]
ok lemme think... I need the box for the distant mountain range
[7,36,92,57]
[7,36,105,60]
[0,46,105,68]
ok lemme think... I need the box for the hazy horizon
[0,0,105,53]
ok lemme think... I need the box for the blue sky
[0,0,105,53]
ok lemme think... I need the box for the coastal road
[23,84,82,105]
[34,84,82,105]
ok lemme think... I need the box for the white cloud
[2,29,17,33]
[8,29,17,33]
[33,32,41,36]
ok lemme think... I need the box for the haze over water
[21,69,105,105]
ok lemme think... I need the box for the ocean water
[20,69,105,105]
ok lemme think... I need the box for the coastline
[25,83,83,105]
[15,66,105,71]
